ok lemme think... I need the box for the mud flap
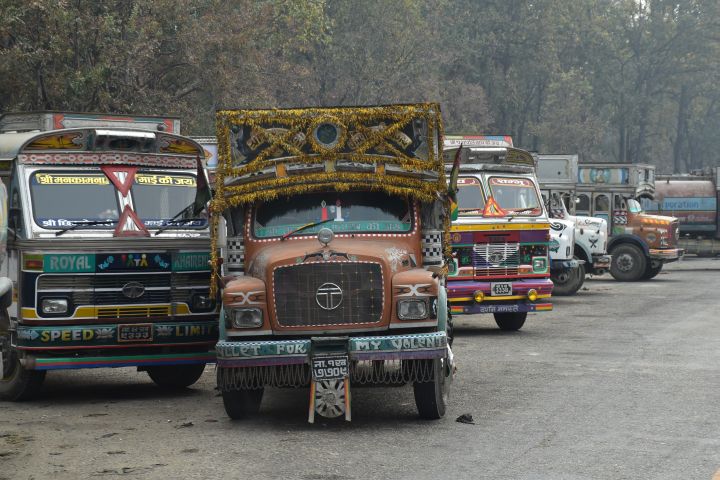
[309,377,351,423]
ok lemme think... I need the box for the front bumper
[447,278,553,315]
[15,320,218,350]
[216,331,447,368]
[592,254,612,270]
[649,248,684,263]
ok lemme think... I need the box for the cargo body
[644,168,720,256]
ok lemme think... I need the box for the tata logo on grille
[122,281,145,299]
[489,252,505,264]
[316,283,343,310]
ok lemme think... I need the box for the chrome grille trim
[472,242,520,276]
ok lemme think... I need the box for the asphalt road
[1,257,719,480]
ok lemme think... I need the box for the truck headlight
[41,298,68,314]
[397,299,428,320]
[225,308,263,328]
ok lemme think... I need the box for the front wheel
[642,263,663,280]
[609,244,647,281]
[494,312,527,331]
[0,311,46,401]
[222,388,264,420]
[550,265,583,296]
[146,364,205,389]
[413,358,449,420]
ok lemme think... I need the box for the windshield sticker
[33,173,109,185]
[135,174,196,186]
[457,177,480,185]
[489,177,534,187]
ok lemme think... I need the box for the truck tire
[494,312,527,331]
[146,364,205,389]
[642,263,663,280]
[0,311,46,401]
[550,265,583,296]
[413,358,448,420]
[609,244,647,281]
[222,388,264,420]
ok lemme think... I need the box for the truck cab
[212,104,454,422]
[0,112,216,400]
[444,136,553,330]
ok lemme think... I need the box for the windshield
[254,191,412,238]
[627,198,643,213]
[488,176,542,216]
[131,172,207,228]
[456,177,485,215]
[30,172,119,229]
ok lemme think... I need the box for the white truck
[537,154,611,290]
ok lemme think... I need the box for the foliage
[1,0,720,172]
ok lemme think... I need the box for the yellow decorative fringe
[209,103,449,295]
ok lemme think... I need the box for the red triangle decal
[482,196,507,217]
[101,166,138,197]
[113,205,150,237]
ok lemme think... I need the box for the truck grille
[273,262,384,327]
[473,242,520,277]
[36,272,209,307]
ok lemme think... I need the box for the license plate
[311,355,349,381]
[118,324,153,342]
[490,282,512,296]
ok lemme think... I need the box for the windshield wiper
[281,219,333,241]
[55,220,117,237]
[153,217,207,236]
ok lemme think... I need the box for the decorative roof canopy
[211,103,447,211]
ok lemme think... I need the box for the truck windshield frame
[487,175,543,216]
[29,171,120,230]
[252,191,413,239]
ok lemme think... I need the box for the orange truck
[211,104,454,422]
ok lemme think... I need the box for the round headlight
[318,227,334,246]
[473,291,485,303]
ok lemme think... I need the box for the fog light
[473,291,485,303]
[527,289,538,302]
[42,298,68,314]
[397,299,428,320]
[226,308,263,329]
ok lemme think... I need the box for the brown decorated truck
[573,163,683,281]
[210,104,454,422]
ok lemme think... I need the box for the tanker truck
[643,167,719,256]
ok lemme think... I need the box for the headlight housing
[225,307,263,329]
[41,298,68,314]
[397,299,428,320]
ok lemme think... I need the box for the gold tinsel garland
[209,103,449,295]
